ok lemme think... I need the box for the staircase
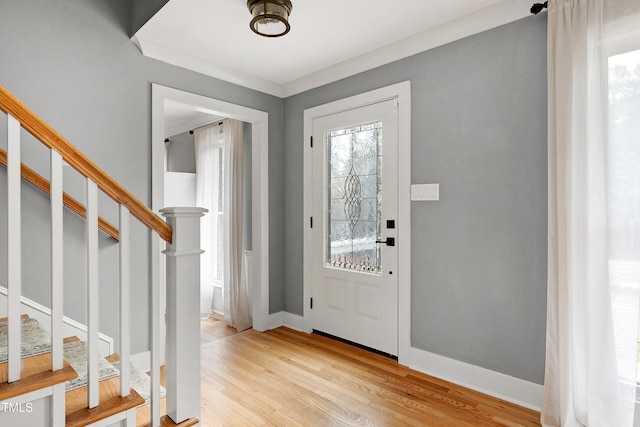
[0,85,202,427]
[1,315,196,426]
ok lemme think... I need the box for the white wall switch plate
[411,183,439,201]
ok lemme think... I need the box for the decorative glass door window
[326,121,382,273]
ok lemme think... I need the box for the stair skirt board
[111,360,166,404]
[0,317,51,362]
[0,286,114,356]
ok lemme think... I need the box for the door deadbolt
[375,237,395,247]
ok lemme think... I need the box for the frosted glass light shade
[247,0,293,37]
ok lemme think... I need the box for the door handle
[375,237,395,247]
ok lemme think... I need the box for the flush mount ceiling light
[247,0,293,38]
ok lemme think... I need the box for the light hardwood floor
[199,317,541,427]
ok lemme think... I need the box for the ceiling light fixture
[247,0,293,38]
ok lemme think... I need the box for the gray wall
[0,0,285,353]
[283,16,548,384]
[166,131,196,173]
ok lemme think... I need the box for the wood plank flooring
[199,319,541,427]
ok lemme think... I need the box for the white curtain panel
[543,1,640,426]
[222,119,252,332]
[194,123,222,320]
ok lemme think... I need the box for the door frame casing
[151,84,270,332]
[302,81,411,364]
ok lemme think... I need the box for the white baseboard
[0,286,114,356]
[264,311,305,332]
[409,347,543,411]
[266,312,284,330]
[283,312,305,332]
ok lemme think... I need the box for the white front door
[311,99,399,356]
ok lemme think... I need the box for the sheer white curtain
[195,123,222,320]
[222,119,252,331]
[543,1,640,426]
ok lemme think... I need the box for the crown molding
[133,35,285,98]
[134,0,532,99]
[282,0,532,97]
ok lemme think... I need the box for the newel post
[160,207,207,424]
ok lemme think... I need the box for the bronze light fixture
[247,0,293,38]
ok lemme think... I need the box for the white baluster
[119,205,130,397]
[161,207,206,424]
[124,408,136,427]
[51,383,65,427]
[50,150,63,371]
[86,179,99,408]
[150,231,161,427]
[7,114,21,383]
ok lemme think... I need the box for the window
[607,48,640,392]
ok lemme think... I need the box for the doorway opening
[163,115,252,324]
[151,84,270,333]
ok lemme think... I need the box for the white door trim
[151,84,270,331]
[303,81,411,364]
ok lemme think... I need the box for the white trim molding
[266,312,285,331]
[265,311,320,333]
[283,312,306,332]
[302,81,412,364]
[133,36,285,98]
[410,346,544,411]
[282,0,531,97]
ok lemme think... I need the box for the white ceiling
[164,100,224,137]
[135,0,531,98]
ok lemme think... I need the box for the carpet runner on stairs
[1,316,161,408]
[0,317,52,362]
[111,360,166,404]
[63,340,120,391]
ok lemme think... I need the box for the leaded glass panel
[326,121,382,273]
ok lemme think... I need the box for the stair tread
[0,317,53,363]
[110,357,166,404]
[137,400,198,427]
[64,336,81,344]
[103,355,186,427]
[0,314,30,322]
[0,353,77,400]
[63,340,119,392]
[65,376,145,427]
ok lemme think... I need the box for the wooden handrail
[0,85,172,243]
[0,148,119,241]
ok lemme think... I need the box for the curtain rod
[531,1,548,14]
[189,120,225,135]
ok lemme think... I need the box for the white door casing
[151,84,270,332]
[303,81,411,364]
